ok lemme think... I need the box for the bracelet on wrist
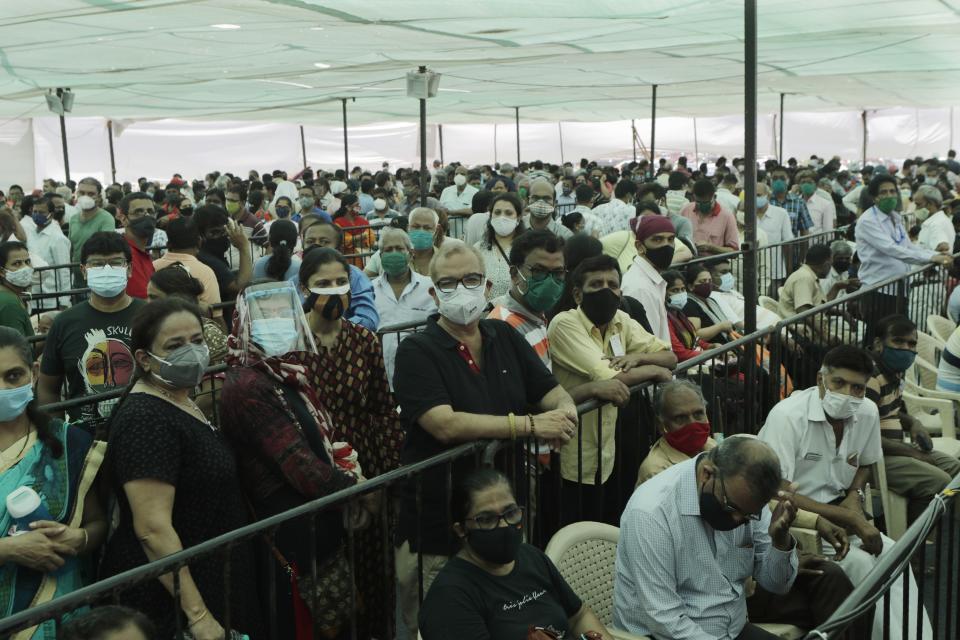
[188,609,208,627]
[527,414,536,439]
[508,412,517,441]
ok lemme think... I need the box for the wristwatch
[855,488,866,506]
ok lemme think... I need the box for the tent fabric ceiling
[2,1,960,125]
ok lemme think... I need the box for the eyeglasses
[85,259,128,269]
[523,264,566,282]
[434,272,484,293]
[465,506,524,530]
[719,475,762,522]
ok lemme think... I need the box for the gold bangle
[508,412,516,441]
[188,609,209,628]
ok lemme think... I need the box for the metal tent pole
[861,110,868,165]
[693,117,699,163]
[743,0,758,336]
[558,122,565,165]
[632,119,637,163]
[299,125,307,170]
[59,114,70,183]
[419,66,428,207]
[341,98,349,176]
[107,120,117,184]
[778,92,785,163]
[650,85,658,169]
[438,124,445,166]
[515,106,520,166]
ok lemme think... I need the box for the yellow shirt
[548,307,670,484]
[778,264,825,318]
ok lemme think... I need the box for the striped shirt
[937,326,960,393]
[866,358,904,438]
[487,293,551,370]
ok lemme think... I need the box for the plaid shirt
[772,193,813,236]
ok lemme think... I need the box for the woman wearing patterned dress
[298,246,406,638]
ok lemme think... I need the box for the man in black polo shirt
[192,204,253,301]
[393,240,578,639]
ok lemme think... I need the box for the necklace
[0,420,34,466]
[140,379,213,430]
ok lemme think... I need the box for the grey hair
[652,379,705,419]
[429,238,486,282]
[818,177,833,190]
[755,182,770,196]
[830,239,853,257]
[708,437,782,503]
[409,207,440,226]
[378,227,412,251]
[915,184,943,208]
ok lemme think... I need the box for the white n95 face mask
[821,390,863,420]
[436,284,487,326]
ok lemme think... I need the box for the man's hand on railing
[931,253,953,267]
[529,410,576,448]
[587,379,631,407]
[815,515,850,560]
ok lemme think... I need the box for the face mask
[86,265,128,298]
[276,206,291,219]
[692,282,713,298]
[128,215,156,240]
[880,346,917,373]
[696,200,713,214]
[31,212,49,228]
[926,176,938,185]
[821,388,863,420]
[490,216,518,237]
[76,195,96,211]
[519,271,564,313]
[527,200,555,219]
[579,288,620,326]
[409,229,434,251]
[149,343,210,389]
[466,523,522,564]
[454,174,467,187]
[833,260,851,274]
[562,187,572,196]
[642,244,675,271]
[0,383,33,422]
[771,179,788,194]
[800,183,816,197]
[699,477,741,531]
[204,236,230,256]
[756,196,769,209]
[225,201,241,215]
[668,291,688,308]
[436,284,487,325]
[914,207,930,222]
[718,272,735,292]
[4,266,33,289]
[664,421,710,457]
[299,197,315,210]
[381,251,409,277]
[900,189,912,201]
[251,317,299,357]
[307,284,350,321]
[877,196,898,214]
[180,207,193,217]
[518,187,528,200]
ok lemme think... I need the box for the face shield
[233,281,317,363]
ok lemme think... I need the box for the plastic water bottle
[5,486,52,536]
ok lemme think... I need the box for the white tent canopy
[2,1,960,185]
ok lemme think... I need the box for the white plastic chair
[544,522,805,640]
[759,296,782,318]
[903,388,960,457]
[872,459,909,540]
[927,314,956,345]
[916,330,944,368]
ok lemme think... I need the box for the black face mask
[699,477,742,531]
[643,244,675,271]
[204,236,230,256]
[180,207,194,217]
[832,260,851,274]
[129,216,156,240]
[466,525,522,564]
[580,288,621,326]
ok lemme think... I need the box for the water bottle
[5,486,52,536]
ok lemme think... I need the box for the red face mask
[663,421,711,457]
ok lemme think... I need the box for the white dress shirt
[917,210,954,251]
[804,193,835,235]
[25,221,72,309]
[842,184,864,214]
[373,269,437,390]
[756,205,794,283]
[613,456,798,639]
[758,387,883,504]
[716,187,740,214]
[621,256,669,343]
[439,184,478,211]
[592,198,636,237]
[855,206,934,289]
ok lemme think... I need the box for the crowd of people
[0,149,959,640]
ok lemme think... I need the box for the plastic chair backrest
[545,522,620,626]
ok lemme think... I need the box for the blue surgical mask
[86,265,128,298]
[251,317,299,357]
[719,272,736,292]
[409,229,434,251]
[668,292,688,308]
[0,383,33,422]
[756,196,769,209]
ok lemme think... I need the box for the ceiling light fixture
[313,62,331,69]
[210,24,241,29]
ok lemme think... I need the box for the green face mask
[381,250,409,277]
[521,271,565,313]
[800,182,816,196]
[696,200,713,214]
[877,196,898,214]
[519,187,528,200]
[225,201,241,214]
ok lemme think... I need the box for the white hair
[378,226,412,251]
[429,238,486,281]
[409,207,440,226]
[915,184,943,208]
